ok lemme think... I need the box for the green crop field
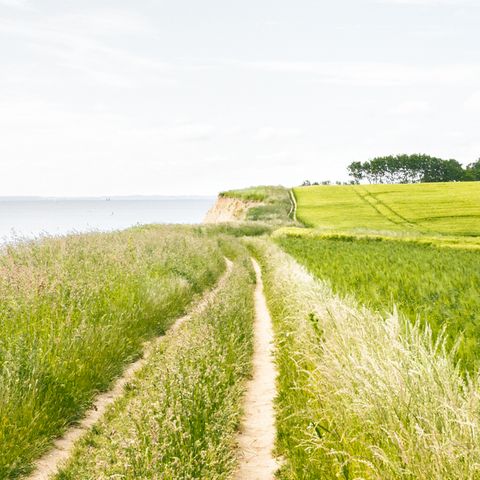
[282,183,480,371]
[294,182,480,236]
[277,235,480,371]
[252,239,480,479]
[249,182,480,477]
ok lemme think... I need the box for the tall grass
[251,239,480,479]
[194,222,273,238]
[55,246,255,479]
[0,226,225,478]
[277,235,480,371]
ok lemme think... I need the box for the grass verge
[276,235,480,371]
[0,225,225,478]
[54,244,255,479]
[250,239,480,479]
[273,227,480,250]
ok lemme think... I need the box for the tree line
[347,154,480,184]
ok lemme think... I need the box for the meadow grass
[277,235,480,371]
[194,222,273,238]
[0,226,226,479]
[220,186,297,225]
[294,182,480,236]
[220,185,283,202]
[251,239,480,479]
[55,244,255,479]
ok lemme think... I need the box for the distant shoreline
[0,195,217,201]
[0,197,216,241]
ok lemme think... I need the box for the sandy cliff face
[204,197,258,223]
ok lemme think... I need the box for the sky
[1,0,480,196]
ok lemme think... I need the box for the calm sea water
[0,197,215,242]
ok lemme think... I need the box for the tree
[347,162,363,182]
[422,158,464,182]
[465,159,480,181]
[347,154,472,184]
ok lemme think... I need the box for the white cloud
[390,100,430,115]
[264,20,281,26]
[0,13,171,88]
[255,152,294,166]
[160,124,216,142]
[0,8,156,37]
[254,127,303,141]
[71,10,157,36]
[229,60,480,87]
[376,0,472,4]
[0,0,29,9]
[127,124,217,143]
[464,92,480,111]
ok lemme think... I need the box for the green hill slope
[294,182,480,236]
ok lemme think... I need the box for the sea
[0,197,216,243]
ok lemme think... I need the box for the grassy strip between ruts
[249,239,480,480]
[54,244,255,479]
[0,225,226,479]
[276,234,480,372]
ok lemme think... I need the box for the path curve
[289,189,297,222]
[28,259,233,480]
[235,259,278,479]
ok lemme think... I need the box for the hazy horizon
[0,194,216,199]
[1,0,479,196]
[0,196,216,240]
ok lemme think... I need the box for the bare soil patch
[235,259,278,479]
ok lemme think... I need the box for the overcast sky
[1,0,479,196]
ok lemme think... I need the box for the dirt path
[289,189,297,222]
[28,259,233,480]
[235,259,278,479]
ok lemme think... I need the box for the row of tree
[347,154,480,184]
[301,180,354,186]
